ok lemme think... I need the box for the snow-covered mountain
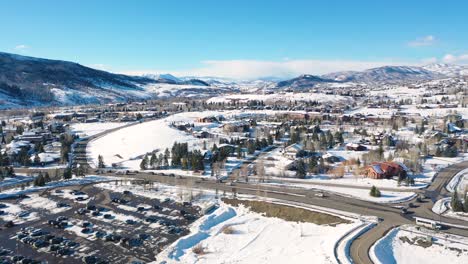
[144,73,209,86]
[0,52,217,108]
[276,74,338,89]
[423,63,468,77]
[322,66,444,84]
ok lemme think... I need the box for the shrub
[221,225,235,234]
[370,186,381,197]
[192,244,206,255]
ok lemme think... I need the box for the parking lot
[0,181,201,263]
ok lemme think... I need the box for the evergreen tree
[34,173,46,187]
[33,154,41,165]
[140,155,149,170]
[451,190,463,212]
[98,155,105,168]
[63,168,72,180]
[464,195,468,213]
[296,159,307,179]
[44,172,51,183]
[370,186,381,197]
[150,153,157,169]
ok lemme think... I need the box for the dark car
[56,202,69,208]
[125,219,136,225]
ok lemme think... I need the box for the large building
[363,161,408,179]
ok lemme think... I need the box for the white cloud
[121,59,417,80]
[14,44,29,52]
[442,53,468,64]
[408,35,436,47]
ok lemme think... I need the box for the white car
[314,192,325,198]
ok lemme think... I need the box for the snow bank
[432,197,450,214]
[447,168,468,193]
[158,202,361,264]
[167,205,237,261]
[336,222,377,264]
[371,225,468,264]
[0,175,116,199]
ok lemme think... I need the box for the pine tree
[150,153,157,169]
[98,155,105,168]
[296,159,307,179]
[44,172,51,183]
[33,154,41,165]
[140,155,148,170]
[451,190,463,212]
[63,168,72,180]
[464,195,468,213]
[370,186,381,197]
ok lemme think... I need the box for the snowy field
[87,110,304,170]
[87,116,199,169]
[371,225,468,264]
[70,122,129,138]
[156,202,362,264]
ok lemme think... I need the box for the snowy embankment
[432,166,468,219]
[335,222,377,264]
[0,175,116,199]
[432,197,450,214]
[370,225,468,264]
[157,201,363,264]
[70,122,129,138]
[266,182,416,204]
[0,175,34,189]
[446,167,468,193]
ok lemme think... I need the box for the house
[322,153,341,163]
[346,143,367,151]
[217,144,236,155]
[283,143,304,160]
[222,121,250,133]
[196,115,223,123]
[363,161,408,179]
[193,131,211,139]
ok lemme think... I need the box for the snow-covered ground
[371,225,468,264]
[87,116,200,169]
[19,193,71,214]
[266,182,416,204]
[0,175,116,199]
[70,122,129,138]
[432,162,468,220]
[0,175,34,189]
[348,105,468,119]
[207,92,353,105]
[157,201,362,264]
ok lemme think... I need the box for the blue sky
[1,0,467,79]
